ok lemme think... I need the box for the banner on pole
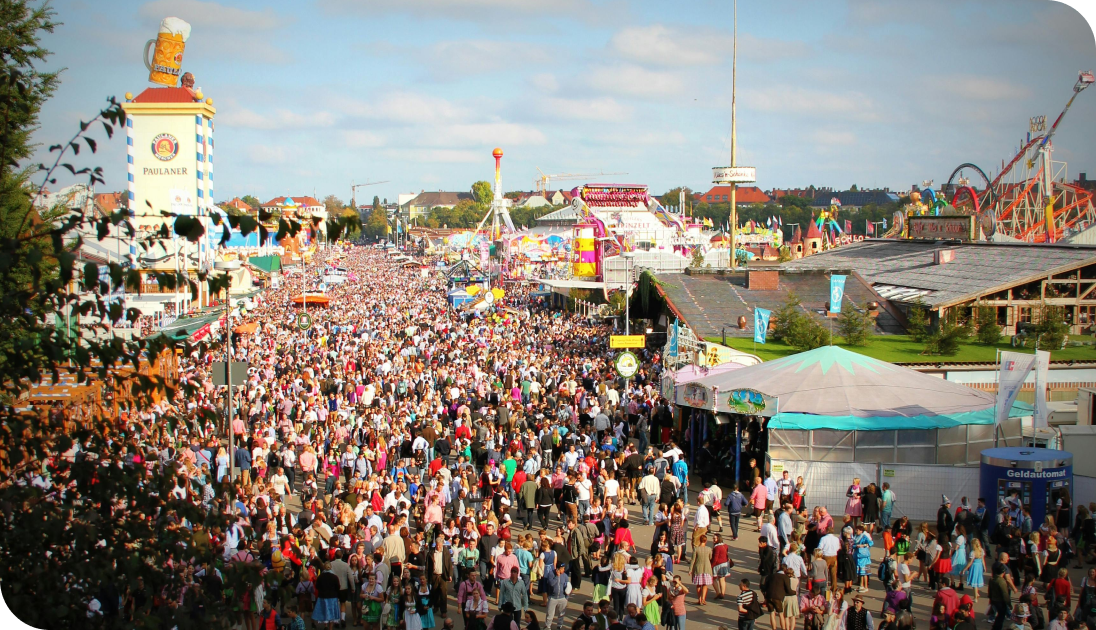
[1033,350,1051,428]
[996,351,1037,425]
[667,320,679,358]
[829,275,846,313]
[754,308,771,344]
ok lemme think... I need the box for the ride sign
[614,351,639,378]
[609,334,645,349]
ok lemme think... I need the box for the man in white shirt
[759,513,779,550]
[576,474,592,519]
[817,530,842,593]
[693,495,712,552]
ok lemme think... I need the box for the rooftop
[780,239,1096,308]
[655,269,903,340]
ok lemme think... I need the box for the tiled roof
[262,196,322,208]
[655,270,902,340]
[805,222,823,240]
[780,240,1096,308]
[131,87,199,103]
[93,192,125,214]
[696,186,771,204]
[810,190,900,207]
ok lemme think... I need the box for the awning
[291,293,330,306]
[233,322,259,334]
[247,255,282,274]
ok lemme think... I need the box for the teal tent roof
[247,255,281,273]
[690,345,1029,430]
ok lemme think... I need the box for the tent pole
[735,415,742,486]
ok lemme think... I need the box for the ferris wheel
[944,71,1095,242]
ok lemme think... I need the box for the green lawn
[710,334,1096,363]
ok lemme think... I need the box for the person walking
[689,533,714,605]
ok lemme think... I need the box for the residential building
[261,196,325,221]
[219,197,257,216]
[694,186,772,205]
[401,191,474,220]
[93,191,126,217]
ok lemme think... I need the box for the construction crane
[534,167,627,194]
[351,180,390,211]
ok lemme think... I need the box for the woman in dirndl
[689,534,714,605]
[416,580,435,629]
[361,573,386,630]
[845,478,863,528]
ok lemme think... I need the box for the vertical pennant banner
[829,275,846,314]
[667,320,679,359]
[1033,350,1051,428]
[996,351,1037,425]
[754,308,771,344]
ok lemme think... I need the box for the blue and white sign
[754,308,771,344]
[829,275,846,313]
[667,320,679,358]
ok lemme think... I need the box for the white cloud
[535,97,632,121]
[140,0,286,31]
[319,0,593,21]
[585,65,684,97]
[611,25,809,67]
[810,130,858,146]
[425,123,546,147]
[594,130,687,146]
[246,145,289,165]
[418,40,552,79]
[380,148,481,163]
[334,92,469,125]
[218,107,335,130]
[743,86,883,122]
[530,73,559,93]
[932,75,1032,101]
[345,131,386,148]
[611,25,715,66]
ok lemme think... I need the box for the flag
[779,216,783,227]
[829,275,846,313]
[845,220,852,233]
[668,320,679,358]
[1033,350,1051,428]
[867,222,875,236]
[883,218,888,230]
[996,351,1038,425]
[754,308,771,344]
[830,197,841,207]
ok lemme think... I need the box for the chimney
[935,249,956,265]
[1081,173,1088,183]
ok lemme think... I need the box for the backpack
[746,591,763,619]
[878,556,895,588]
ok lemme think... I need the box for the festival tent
[685,345,1030,430]
[291,293,330,306]
[447,288,474,308]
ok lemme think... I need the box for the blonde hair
[612,552,627,572]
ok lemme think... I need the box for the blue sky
[30,0,1096,204]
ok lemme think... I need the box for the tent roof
[689,345,1021,430]
[247,255,281,273]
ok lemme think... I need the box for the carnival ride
[936,71,1095,242]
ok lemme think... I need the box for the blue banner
[754,308,771,344]
[830,275,846,313]
[667,320,679,358]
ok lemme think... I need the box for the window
[1079,305,1096,325]
[722,195,728,201]
[706,195,712,201]
[1018,306,1033,324]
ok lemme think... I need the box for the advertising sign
[718,388,778,416]
[754,308,771,344]
[712,166,757,184]
[614,351,639,378]
[829,275,846,314]
[1033,350,1051,428]
[667,320,679,359]
[680,382,714,410]
[610,334,646,349]
[996,351,1037,425]
[907,215,977,241]
[701,342,737,367]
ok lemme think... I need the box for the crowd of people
[33,243,1096,630]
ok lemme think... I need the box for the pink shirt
[751,484,768,509]
[494,552,519,579]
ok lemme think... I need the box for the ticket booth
[979,447,1072,534]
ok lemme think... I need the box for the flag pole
[993,348,1000,447]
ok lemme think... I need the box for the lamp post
[623,251,635,336]
[214,259,240,504]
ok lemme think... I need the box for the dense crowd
[31,244,1096,630]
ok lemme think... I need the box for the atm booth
[979,447,1073,534]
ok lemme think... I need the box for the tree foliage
[905,300,930,342]
[771,292,831,350]
[1030,305,1069,350]
[923,311,972,356]
[837,302,874,346]
[0,7,361,624]
[975,304,1002,345]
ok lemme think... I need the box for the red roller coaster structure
[944,71,1094,243]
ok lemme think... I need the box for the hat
[942,494,951,505]
[853,596,864,603]
[1012,604,1030,619]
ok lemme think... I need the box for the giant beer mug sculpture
[144,17,192,87]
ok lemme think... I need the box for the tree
[689,247,705,268]
[772,292,804,343]
[323,194,344,217]
[658,186,693,208]
[771,292,830,350]
[850,184,859,192]
[1032,305,1069,350]
[923,313,972,356]
[240,194,261,209]
[471,180,493,209]
[837,302,874,346]
[975,304,1002,345]
[906,300,930,342]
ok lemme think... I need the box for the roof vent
[934,249,955,265]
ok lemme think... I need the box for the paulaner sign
[907,215,976,241]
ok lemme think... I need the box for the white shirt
[695,505,711,529]
[604,479,619,499]
[818,534,841,557]
[577,479,592,501]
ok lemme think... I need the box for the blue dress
[966,554,985,588]
[854,533,873,576]
[416,590,435,629]
[951,537,968,578]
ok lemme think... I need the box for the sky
[28,0,1096,205]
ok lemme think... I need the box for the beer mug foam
[144,17,192,87]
